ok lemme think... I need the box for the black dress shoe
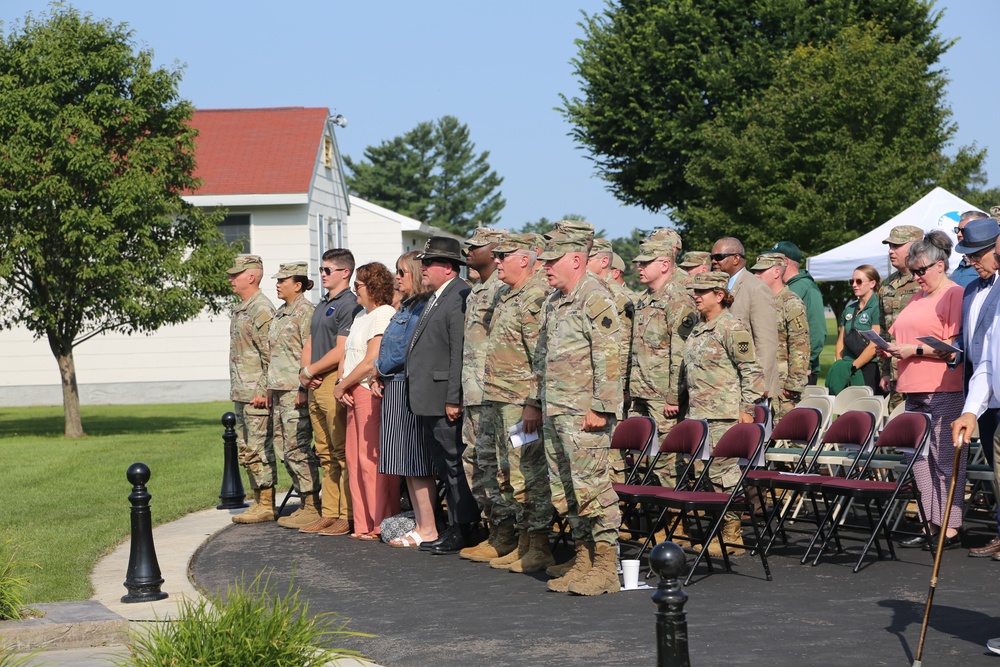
[430,527,467,555]
[923,533,961,551]
[419,529,451,552]
[898,534,928,548]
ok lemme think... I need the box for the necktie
[409,293,437,351]
[981,275,996,290]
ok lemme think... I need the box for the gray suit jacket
[405,277,471,416]
[729,269,780,398]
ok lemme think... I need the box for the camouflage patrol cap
[226,254,263,275]
[272,261,309,279]
[648,228,683,252]
[493,232,537,253]
[466,227,508,247]
[528,233,546,252]
[633,237,675,262]
[882,225,923,245]
[611,253,626,272]
[991,205,1000,218]
[553,219,596,237]
[679,251,710,269]
[539,228,592,260]
[589,237,613,256]
[750,252,787,271]
[689,271,730,291]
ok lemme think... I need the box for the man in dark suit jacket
[406,236,478,554]
[953,217,1000,558]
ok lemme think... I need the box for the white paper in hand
[509,421,539,449]
[859,329,891,350]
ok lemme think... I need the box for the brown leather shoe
[298,517,338,534]
[317,518,352,536]
[970,536,1000,558]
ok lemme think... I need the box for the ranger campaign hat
[589,237,613,256]
[494,232,537,253]
[955,217,1000,255]
[416,237,467,265]
[689,271,730,291]
[633,237,676,262]
[611,253,626,272]
[750,252,787,271]
[272,261,309,280]
[679,251,710,269]
[539,228,592,260]
[770,241,802,263]
[882,225,924,245]
[226,254,263,275]
[465,227,507,248]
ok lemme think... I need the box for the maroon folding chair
[610,415,658,486]
[803,412,932,572]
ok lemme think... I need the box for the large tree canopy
[0,6,234,437]
[344,115,505,236]
[561,0,950,214]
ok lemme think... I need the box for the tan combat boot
[568,541,620,596]
[693,518,744,557]
[489,530,528,569]
[277,492,321,529]
[546,541,593,592]
[232,489,261,524]
[462,519,517,562]
[508,531,555,573]
[233,488,278,524]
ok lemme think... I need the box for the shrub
[0,541,35,622]
[0,646,40,667]
[119,572,367,666]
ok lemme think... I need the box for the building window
[218,214,251,253]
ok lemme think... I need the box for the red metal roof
[186,107,329,196]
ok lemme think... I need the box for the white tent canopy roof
[806,187,984,282]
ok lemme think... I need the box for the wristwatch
[916,345,924,356]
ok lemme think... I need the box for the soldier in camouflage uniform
[267,262,322,528]
[679,251,711,276]
[475,233,556,573]
[587,238,634,424]
[533,225,623,596]
[751,253,810,420]
[877,225,923,409]
[644,228,691,287]
[458,227,514,560]
[682,271,765,556]
[226,255,279,524]
[630,234,697,487]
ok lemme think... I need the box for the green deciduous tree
[0,6,234,437]
[561,0,950,214]
[345,116,505,236]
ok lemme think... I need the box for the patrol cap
[554,219,596,237]
[539,229,592,260]
[770,241,802,263]
[882,225,923,245]
[226,254,263,275]
[590,237,613,256]
[679,251,710,269]
[750,252,787,271]
[611,253,626,272]
[528,233,546,252]
[991,205,1000,218]
[465,227,507,247]
[648,228,682,253]
[494,232,537,253]
[633,237,675,262]
[689,271,730,291]
[272,261,309,279]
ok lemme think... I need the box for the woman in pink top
[885,230,966,550]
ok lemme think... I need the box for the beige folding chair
[797,396,834,434]
[843,396,887,432]
[832,385,874,416]
[802,385,829,399]
[885,400,906,423]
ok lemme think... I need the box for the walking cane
[911,440,964,667]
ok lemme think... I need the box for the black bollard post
[650,541,691,667]
[122,462,168,603]
[218,412,248,509]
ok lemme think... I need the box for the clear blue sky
[3,1,996,240]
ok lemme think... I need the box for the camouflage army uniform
[485,267,553,533]
[230,289,277,490]
[267,294,320,494]
[773,287,811,420]
[462,268,506,524]
[630,280,697,485]
[681,309,765,511]
[534,272,623,546]
[878,270,920,408]
[602,273,635,415]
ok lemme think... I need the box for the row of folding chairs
[611,406,933,584]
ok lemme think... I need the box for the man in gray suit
[711,237,780,400]
[406,236,478,555]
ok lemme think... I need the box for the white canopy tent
[806,187,984,282]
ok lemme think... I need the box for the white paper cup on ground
[621,559,641,590]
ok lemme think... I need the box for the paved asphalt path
[192,518,1000,667]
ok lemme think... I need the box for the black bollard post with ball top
[121,462,168,603]
[217,412,248,510]
[650,541,691,667]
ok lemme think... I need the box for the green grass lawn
[0,401,288,603]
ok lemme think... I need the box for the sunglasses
[354,282,366,290]
[953,226,965,234]
[850,278,867,285]
[710,253,742,262]
[910,261,941,277]
[321,266,348,276]
[396,268,409,277]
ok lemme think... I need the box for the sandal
[358,532,380,541]
[389,530,423,548]
[349,533,362,539]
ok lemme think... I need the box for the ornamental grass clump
[0,540,36,622]
[120,572,366,667]
[0,646,40,667]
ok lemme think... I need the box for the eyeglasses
[850,278,866,285]
[910,261,941,277]
[321,266,349,276]
[354,282,366,290]
[967,247,993,263]
[710,253,742,262]
[421,258,448,267]
[396,268,409,277]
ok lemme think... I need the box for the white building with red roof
[0,107,458,406]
